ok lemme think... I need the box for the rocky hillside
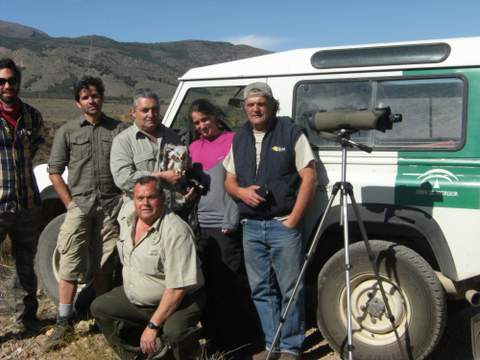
[0,20,269,99]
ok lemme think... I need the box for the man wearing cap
[224,82,317,359]
[90,176,204,360]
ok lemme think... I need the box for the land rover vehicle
[35,37,480,359]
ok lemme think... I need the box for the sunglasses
[0,77,17,86]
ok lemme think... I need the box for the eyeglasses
[0,77,17,86]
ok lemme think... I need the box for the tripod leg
[347,188,410,359]
[266,186,340,360]
[340,185,354,360]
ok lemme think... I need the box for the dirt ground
[0,262,477,360]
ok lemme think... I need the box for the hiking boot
[148,337,170,359]
[42,317,74,352]
[112,344,142,360]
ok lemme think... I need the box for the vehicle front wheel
[317,240,446,360]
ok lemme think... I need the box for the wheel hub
[341,275,411,346]
[365,297,385,318]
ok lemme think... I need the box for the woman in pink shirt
[188,99,260,356]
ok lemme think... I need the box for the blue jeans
[242,219,305,355]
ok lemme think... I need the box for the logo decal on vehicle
[403,169,461,196]
[416,169,459,187]
[394,165,480,209]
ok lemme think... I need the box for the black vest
[233,116,303,219]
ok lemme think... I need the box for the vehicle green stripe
[395,68,480,209]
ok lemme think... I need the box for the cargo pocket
[57,202,82,255]
[57,226,77,255]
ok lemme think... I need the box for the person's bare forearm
[140,288,186,354]
[149,288,185,326]
[225,172,264,207]
[224,172,241,199]
[49,173,72,207]
[284,162,317,228]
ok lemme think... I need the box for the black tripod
[266,129,401,360]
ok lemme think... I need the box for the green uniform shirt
[118,210,204,307]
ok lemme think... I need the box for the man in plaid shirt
[0,58,44,333]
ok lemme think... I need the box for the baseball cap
[243,82,273,100]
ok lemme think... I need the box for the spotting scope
[308,107,402,133]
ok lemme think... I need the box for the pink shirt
[189,131,235,171]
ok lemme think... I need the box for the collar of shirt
[126,209,166,246]
[79,113,105,127]
[133,122,165,143]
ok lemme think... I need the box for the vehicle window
[171,86,246,134]
[294,77,464,150]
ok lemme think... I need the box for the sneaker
[42,317,74,352]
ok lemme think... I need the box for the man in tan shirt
[91,176,204,360]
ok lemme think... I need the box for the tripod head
[317,129,373,153]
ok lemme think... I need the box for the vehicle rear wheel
[317,240,446,360]
[35,213,93,308]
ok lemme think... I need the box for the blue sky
[2,0,480,51]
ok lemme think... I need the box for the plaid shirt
[0,101,44,213]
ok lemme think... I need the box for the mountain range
[0,20,269,99]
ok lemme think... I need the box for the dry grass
[0,237,13,267]
[23,97,133,125]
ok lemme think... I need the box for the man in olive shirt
[110,88,187,216]
[44,76,128,350]
[91,176,204,360]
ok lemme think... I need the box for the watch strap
[147,321,160,330]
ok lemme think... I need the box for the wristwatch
[147,321,160,330]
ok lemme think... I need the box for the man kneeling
[91,176,205,360]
